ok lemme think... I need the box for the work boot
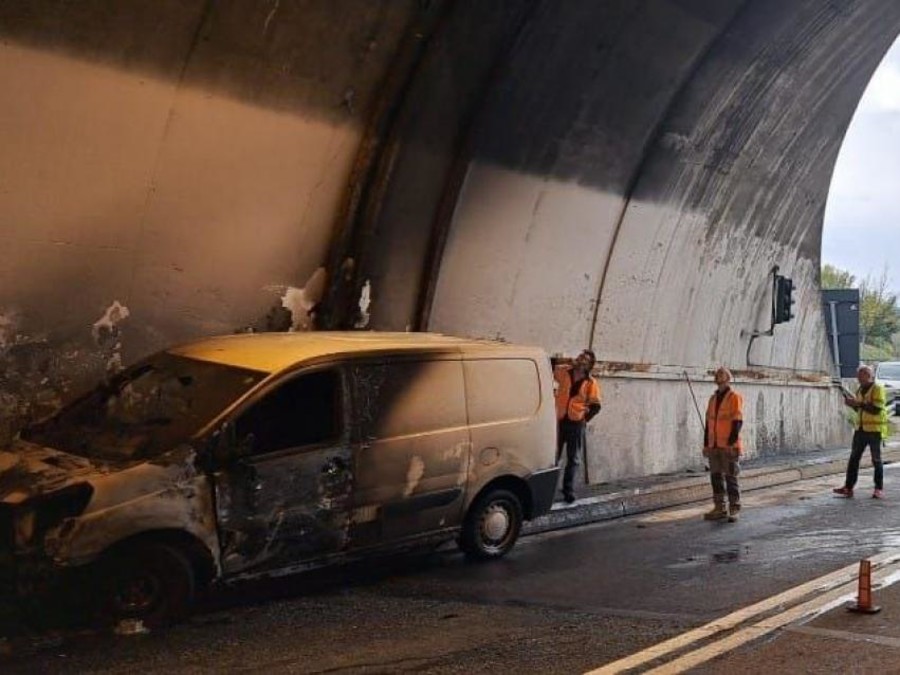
[703,504,728,521]
[727,503,741,522]
[832,486,853,498]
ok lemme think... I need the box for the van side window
[236,369,341,454]
[464,359,540,424]
[352,360,466,439]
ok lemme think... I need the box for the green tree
[892,332,900,355]
[859,268,900,349]
[862,342,895,362]
[821,263,857,289]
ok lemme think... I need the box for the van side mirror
[209,421,237,466]
[209,421,255,466]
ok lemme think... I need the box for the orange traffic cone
[847,559,882,614]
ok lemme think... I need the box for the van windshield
[22,354,266,462]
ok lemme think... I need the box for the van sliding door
[349,358,470,548]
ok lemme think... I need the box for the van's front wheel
[460,488,523,560]
[101,542,196,628]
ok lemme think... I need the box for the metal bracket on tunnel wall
[743,265,798,370]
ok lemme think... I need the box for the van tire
[100,542,195,628]
[460,488,523,560]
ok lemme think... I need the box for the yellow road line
[586,549,900,674]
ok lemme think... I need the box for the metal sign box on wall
[822,288,860,379]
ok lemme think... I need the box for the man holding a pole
[703,367,744,522]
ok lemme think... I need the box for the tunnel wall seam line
[415,1,541,332]
[587,0,752,353]
[318,1,453,330]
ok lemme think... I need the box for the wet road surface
[4,467,900,673]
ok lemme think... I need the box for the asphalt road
[4,466,900,674]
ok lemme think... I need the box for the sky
[823,37,900,292]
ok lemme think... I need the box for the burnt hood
[0,440,107,505]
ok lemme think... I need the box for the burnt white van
[0,332,558,624]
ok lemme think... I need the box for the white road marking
[585,549,900,674]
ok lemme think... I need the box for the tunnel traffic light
[774,274,795,324]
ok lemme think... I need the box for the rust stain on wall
[598,361,654,374]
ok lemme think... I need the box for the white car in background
[874,361,900,416]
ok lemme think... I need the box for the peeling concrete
[0,315,99,445]
[354,280,372,329]
[267,267,327,332]
[92,301,130,376]
[91,301,130,346]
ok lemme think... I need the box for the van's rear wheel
[101,542,195,628]
[460,488,523,560]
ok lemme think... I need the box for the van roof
[166,332,540,374]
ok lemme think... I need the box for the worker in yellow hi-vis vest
[834,364,888,499]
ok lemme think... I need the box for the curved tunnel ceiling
[1,0,899,475]
[342,0,900,374]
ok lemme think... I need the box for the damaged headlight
[12,483,94,549]
[13,508,36,549]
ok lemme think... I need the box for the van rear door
[463,357,548,485]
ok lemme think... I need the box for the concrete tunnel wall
[1,1,898,483]
[0,0,420,429]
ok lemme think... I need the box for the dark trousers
[708,448,741,506]
[845,430,883,490]
[557,420,585,497]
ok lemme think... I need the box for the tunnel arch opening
[823,33,900,366]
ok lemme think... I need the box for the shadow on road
[0,543,467,656]
[200,544,464,614]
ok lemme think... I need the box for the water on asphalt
[3,465,900,673]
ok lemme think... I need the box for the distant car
[874,361,900,416]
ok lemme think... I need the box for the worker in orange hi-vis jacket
[703,367,744,523]
[554,350,602,504]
